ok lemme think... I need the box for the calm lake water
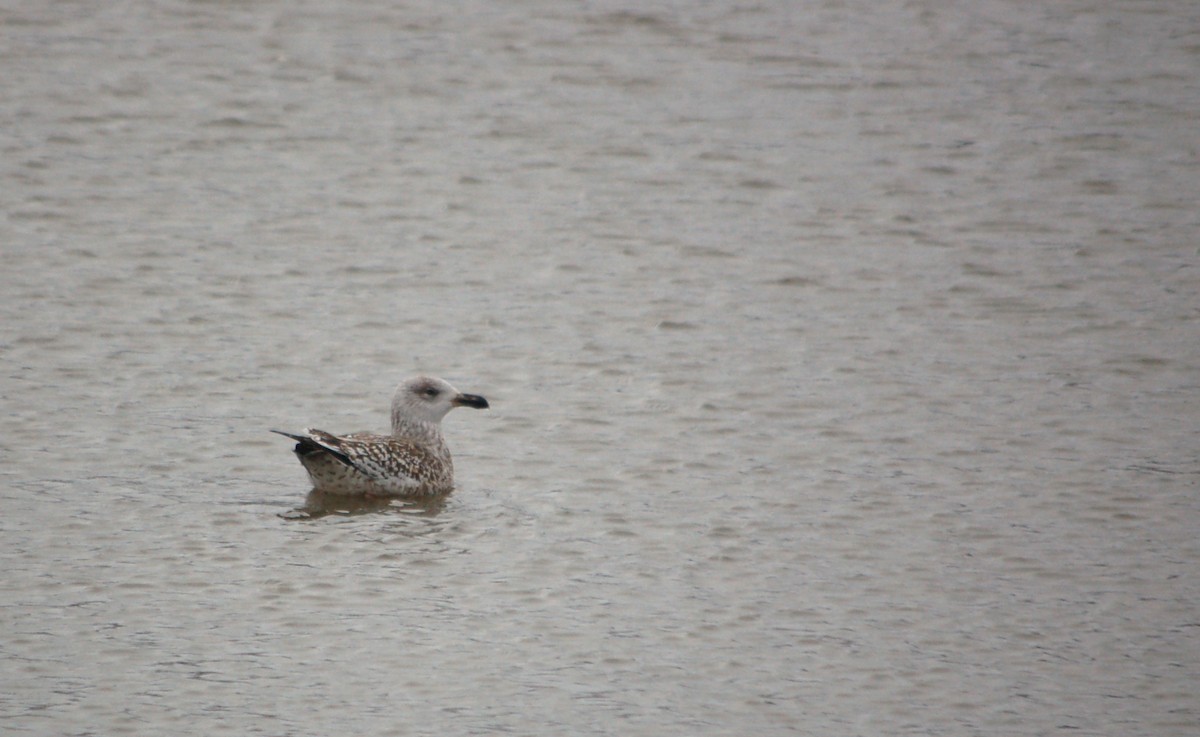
[3,1,1198,735]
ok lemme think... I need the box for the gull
[272,376,488,497]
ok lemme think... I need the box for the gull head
[391,375,489,431]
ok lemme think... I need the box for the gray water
[2,1,1198,735]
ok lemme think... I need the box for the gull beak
[452,393,489,410]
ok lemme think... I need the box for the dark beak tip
[457,394,489,410]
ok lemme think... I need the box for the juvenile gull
[272,376,488,497]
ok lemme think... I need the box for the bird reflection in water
[280,488,449,520]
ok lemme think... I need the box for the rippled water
[3,1,1198,735]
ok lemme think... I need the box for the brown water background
[3,1,1198,735]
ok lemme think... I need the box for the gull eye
[421,387,440,398]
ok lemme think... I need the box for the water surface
[2,1,1198,735]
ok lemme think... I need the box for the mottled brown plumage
[272,376,488,497]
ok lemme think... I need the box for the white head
[390,376,489,436]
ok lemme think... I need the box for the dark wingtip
[272,429,357,468]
